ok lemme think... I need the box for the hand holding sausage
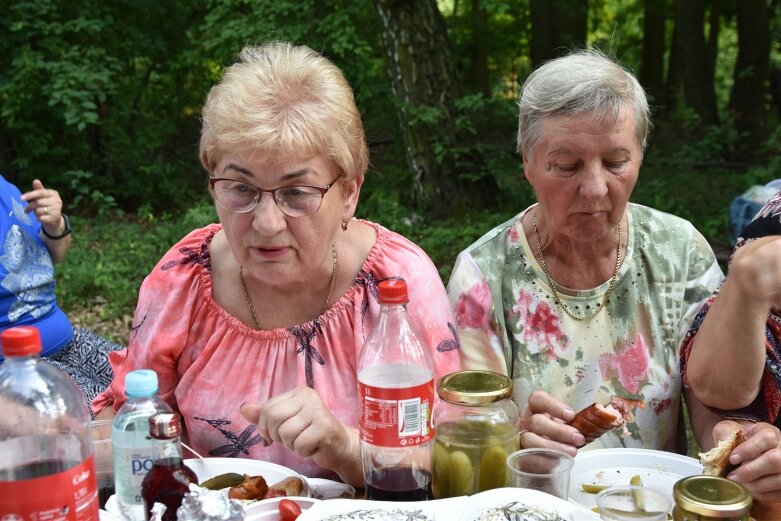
[518,390,585,457]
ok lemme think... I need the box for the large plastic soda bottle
[112,369,173,521]
[0,326,100,521]
[358,278,435,501]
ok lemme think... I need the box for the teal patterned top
[448,203,722,452]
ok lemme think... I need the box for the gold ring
[519,429,530,448]
[43,206,49,215]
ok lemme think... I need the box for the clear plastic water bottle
[0,326,100,521]
[112,369,172,521]
[358,278,435,501]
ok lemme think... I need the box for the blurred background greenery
[2,0,780,345]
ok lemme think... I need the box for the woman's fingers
[519,429,579,457]
[521,391,584,450]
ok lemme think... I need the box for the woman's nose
[578,164,609,199]
[252,193,287,232]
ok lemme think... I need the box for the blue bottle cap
[125,369,159,398]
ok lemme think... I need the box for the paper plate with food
[184,457,311,507]
[568,447,701,512]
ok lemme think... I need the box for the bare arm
[20,179,72,263]
[686,236,781,409]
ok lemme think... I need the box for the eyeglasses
[209,175,342,217]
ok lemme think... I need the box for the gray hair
[517,49,651,161]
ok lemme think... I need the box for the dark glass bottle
[140,413,197,521]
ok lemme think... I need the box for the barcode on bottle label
[399,398,421,436]
[359,379,434,447]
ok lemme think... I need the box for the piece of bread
[699,428,745,476]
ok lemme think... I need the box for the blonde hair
[199,42,368,182]
[517,49,651,162]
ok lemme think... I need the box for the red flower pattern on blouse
[514,290,569,360]
[598,333,650,394]
[455,279,493,330]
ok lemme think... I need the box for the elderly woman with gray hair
[448,49,781,499]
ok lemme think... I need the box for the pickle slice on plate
[581,483,609,494]
[200,472,245,490]
[630,474,645,511]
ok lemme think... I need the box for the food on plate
[629,474,644,511]
[699,428,745,477]
[229,475,269,500]
[581,483,608,494]
[200,472,245,490]
[268,476,306,497]
[278,498,303,521]
[570,397,644,443]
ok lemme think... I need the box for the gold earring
[545,163,552,171]
[341,221,348,231]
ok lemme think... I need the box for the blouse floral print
[448,203,722,453]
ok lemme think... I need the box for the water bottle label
[358,379,434,447]
[114,446,154,504]
[0,454,99,521]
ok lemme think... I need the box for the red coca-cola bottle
[140,412,197,520]
[0,326,100,521]
[358,279,435,501]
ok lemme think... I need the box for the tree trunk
[707,0,721,76]
[674,0,719,126]
[469,0,490,96]
[729,0,770,153]
[372,0,497,217]
[640,0,667,107]
[529,0,589,67]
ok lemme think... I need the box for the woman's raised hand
[518,390,585,457]
[240,386,362,486]
[716,420,781,502]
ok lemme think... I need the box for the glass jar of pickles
[673,475,752,521]
[432,370,519,499]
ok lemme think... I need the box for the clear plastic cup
[91,419,114,508]
[596,485,672,521]
[505,448,574,499]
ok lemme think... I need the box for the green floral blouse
[448,203,722,452]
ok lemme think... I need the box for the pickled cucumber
[449,450,475,496]
[477,445,508,491]
[199,472,244,490]
[581,483,609,494]
[630,474,645,511]
[432,443,451,499]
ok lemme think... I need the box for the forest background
[1,0,780,344]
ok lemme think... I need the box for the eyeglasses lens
[213,180,324,217]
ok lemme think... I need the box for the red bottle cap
[0,326,43,357]
[378,278,409,304]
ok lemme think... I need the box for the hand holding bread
[702,420,781,503]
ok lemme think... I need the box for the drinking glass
[505,448,573,499]
[91,419,114,508]
[596,485,672,521]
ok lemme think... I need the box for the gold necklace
[238,243,338,329]
[532,210,622,321]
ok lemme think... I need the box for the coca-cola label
[0,454,99,521]
[359,380,434,447]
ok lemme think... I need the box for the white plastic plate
[568,448,702,512]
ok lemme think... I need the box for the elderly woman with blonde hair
[448,49,781,500]
[93,42,460,486]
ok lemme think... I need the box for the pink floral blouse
[93,221,460,478]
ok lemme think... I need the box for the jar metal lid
[673,475,752,517]
[437,370,513,405]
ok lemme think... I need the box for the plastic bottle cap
[0,326,43,357]
[125,369,159,398]
[378,278,409,304]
